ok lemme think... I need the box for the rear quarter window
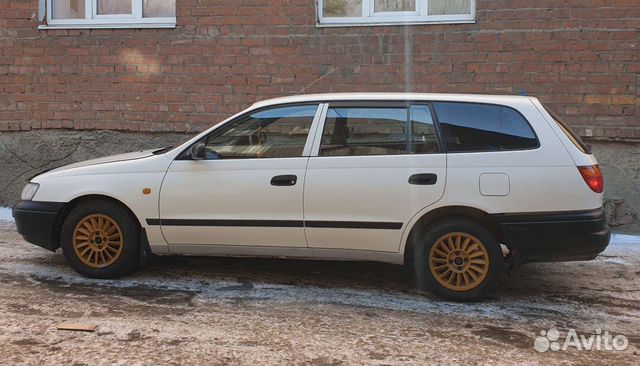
[433,102,539,153]
[544,107,591,154]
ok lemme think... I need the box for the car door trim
[146,218,403,230]
[147,219,304,227]
[305,221,403,230]
[302,103,328,157]
[308,103,329,157]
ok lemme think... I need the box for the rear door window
[318,104,440,157]
[409,105,440,154]
[433,102,539,152]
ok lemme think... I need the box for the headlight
[21,183,40,201]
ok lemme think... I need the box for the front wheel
[414,218,503,301]
[60,200,140,278]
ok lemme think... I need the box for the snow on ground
[0,218,638,365]
[0,261,561,323]
[2,231,639,315]
[0,206,12,221]
[611,233,640,245]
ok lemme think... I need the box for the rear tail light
[578,165,603,193]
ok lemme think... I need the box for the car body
[13,93,610,300]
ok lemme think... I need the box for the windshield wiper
[152,146,173,155]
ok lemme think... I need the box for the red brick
[0,0,636,140]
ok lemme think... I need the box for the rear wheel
[61,200,140,278]
[414,218,503,301]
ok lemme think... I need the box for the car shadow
[22,248,618,305]
[144,254,575,300]
[146,255,416,294]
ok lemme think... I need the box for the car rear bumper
[13,200,66,251]
[494,207,611,263]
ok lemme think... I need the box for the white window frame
[317,0,475,27]
[40,0,176,29]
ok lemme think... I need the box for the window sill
[38,22,176,30]
[316,19,475,27]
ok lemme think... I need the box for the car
[13,93,610,301]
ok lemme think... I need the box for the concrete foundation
[589,141,639,226]
[0,130,191,206]
[0,131,638,226]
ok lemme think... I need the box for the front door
[158,104,319,247]
[303,103,447,252]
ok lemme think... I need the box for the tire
[413,218,503,301]
[60,200,140,278]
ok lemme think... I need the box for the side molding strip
[304,221,403,230]
[146,219,303,227]
[146,219,403,230]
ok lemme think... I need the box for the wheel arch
[402,205,505,264]
[52,194,143,251]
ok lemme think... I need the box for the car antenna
[296,66,341,95]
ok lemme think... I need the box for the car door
[158,103,320,248]
[303,102,447,253]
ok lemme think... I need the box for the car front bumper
[494,207,611,263]
[13,200,66,251]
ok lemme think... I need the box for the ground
[0,214,638,365]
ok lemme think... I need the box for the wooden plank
[56,322,97,332]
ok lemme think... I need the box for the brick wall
[0,0,638,139]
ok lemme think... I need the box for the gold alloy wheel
[72,214,123,268]
[428,232,490,292]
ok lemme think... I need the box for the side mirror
[190,142,206,160]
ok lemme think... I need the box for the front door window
[205,105,318,159]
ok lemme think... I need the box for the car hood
[44,149,160,174]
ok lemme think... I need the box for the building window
[318,0,475,26]
[43,0,175,29]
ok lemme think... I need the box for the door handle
[271,175,297,186]
[409,173,437,185]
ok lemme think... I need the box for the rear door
[303,102,446,252]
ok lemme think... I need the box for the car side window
[319,105,439,157]
[433,102,539,152]
[205,105,317,159]
[409,105,439,154]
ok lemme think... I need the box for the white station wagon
[14,93,610,301]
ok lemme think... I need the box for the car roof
[250,92,536,109]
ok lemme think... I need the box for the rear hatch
[536,101,603,194]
